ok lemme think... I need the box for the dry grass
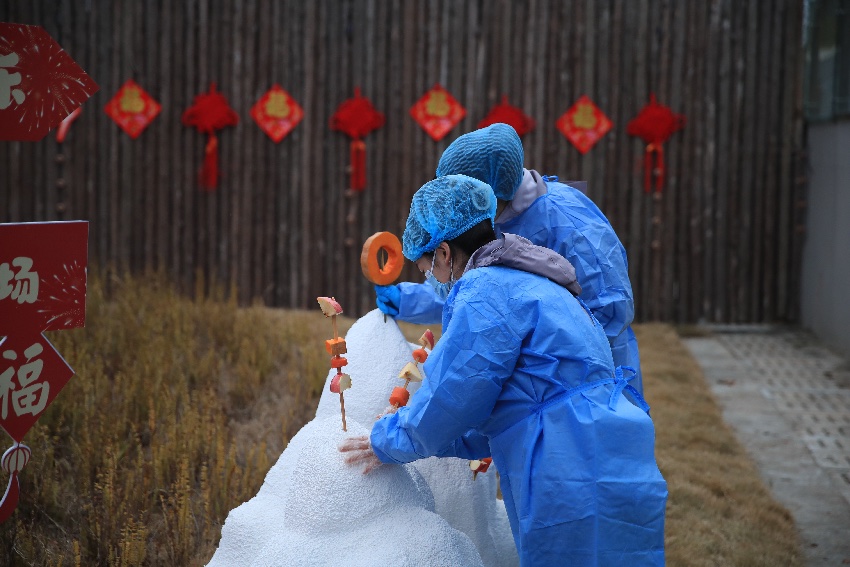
[638,323,804,566]
[0,275,803,566]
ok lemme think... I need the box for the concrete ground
[683,326,850,567]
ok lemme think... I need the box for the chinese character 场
[0,52,26,110]
[0,342,50,420]
[0,257,39,304]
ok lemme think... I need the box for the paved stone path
[683,327,850,567]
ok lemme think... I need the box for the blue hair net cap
[436,123,524,201]
[402,175,497,261]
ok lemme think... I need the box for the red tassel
[644,143,665,194]
[349,139,367,192]
[200,134,219,191]
[0,472,20,524]
[56,107,82,143]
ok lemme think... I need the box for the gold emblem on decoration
[119,86,145,114]
[266,92,291,119]
[572,102,597,130]
[426,91,450,117]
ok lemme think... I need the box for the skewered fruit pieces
[389,386,411,408]
[326,338,347,356]
[412,348,428,363]
[418,329,435,350]
[317,296,343,317]
[330,373,352,394]
[398,362,423,383]
[470,457,493,480]
[330,356,349,369]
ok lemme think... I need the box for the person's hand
[374,284,400,317]
[375,404,399,420]
[339,435,383,474]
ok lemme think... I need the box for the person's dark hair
[447,219,496,258]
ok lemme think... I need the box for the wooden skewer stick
[339,390,347,431]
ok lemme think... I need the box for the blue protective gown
[371,264,667,567]
[394,170,644,395]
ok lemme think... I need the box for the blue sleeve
[435,429,492,460]
[395,282,445,325]
[370,281,521,464]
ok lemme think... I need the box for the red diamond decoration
[251,85,304,143]
[409,84,466,141]
[478,95,536,137]
[556,95,612,154]
[104,80,161,139]
[0,332,75,442]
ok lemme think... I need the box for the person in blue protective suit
[374,123,644,395]
[342,174,667,567]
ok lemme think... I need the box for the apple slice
[418,329,435,350]
[398,361,423,383]
[316,296,343,317]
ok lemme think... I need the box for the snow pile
[208,309,517,567]
[207,415,482,567]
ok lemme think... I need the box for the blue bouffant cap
[402,175,497,261]
[436,123,524,200]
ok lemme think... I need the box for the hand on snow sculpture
[376,404,399,420]
[339,435,383,475]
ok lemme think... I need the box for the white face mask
[424,251,454,300]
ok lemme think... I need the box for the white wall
[801,121,850,359]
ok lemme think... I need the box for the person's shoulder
[538,183,615,227]
[456,265,522,299]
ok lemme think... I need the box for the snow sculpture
[315,310,519,567]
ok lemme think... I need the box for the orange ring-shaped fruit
[361,231,404,285]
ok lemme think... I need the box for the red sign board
[104,79,161,139]
[251,85,304,143]
[0,221,87,525]
[556,95,612,154]
[0,23,98,141]
[0,222,88,336]
[410,84,466,141]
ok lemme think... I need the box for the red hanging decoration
[182,83,239,191]
[0,443,30,524]
[556,95,612,154]
[251,84,304,143]
[349,140,367,191]
[626,93,686,193]
[330,87,385,193]
[409,83,466,141]
[104,79,161,139]
[478,95,536,137]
